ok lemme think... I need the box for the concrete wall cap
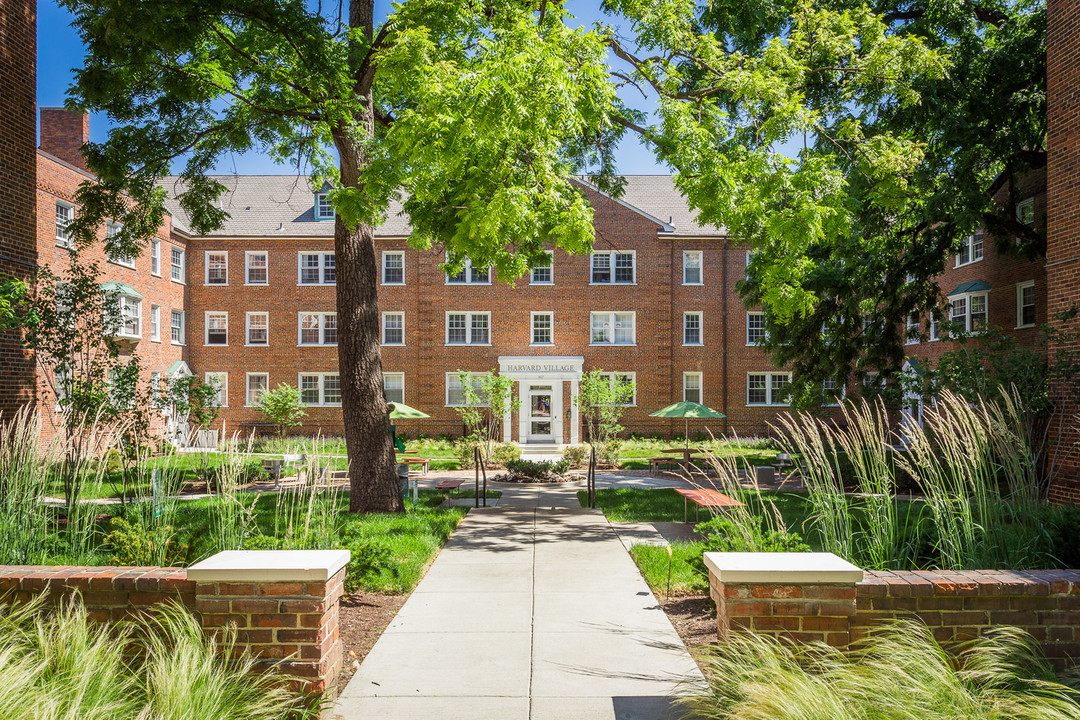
[187,550,350,583]
[703,552,863,584]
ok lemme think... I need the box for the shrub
[257,383,307,437]
[695,515,811,554]
[505,457,571,479]
[199,460,269,490]
[489,442,521,467]
[105,517,184,566]
[456,438,521,469]
[562,445,589,467]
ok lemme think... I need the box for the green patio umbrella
[649,401,726,448]
[388,402,429,453]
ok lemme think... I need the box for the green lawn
[581,487,816,531]
[630,542,712,595]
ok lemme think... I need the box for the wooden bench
[435,478,464,491]
[649,457,681,475]
[673,488,744,523]
[399,457,431,475]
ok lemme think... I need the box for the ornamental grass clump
[679,621,1080,720]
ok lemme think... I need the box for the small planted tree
[163,375,222,446]
[258,384,307,439]
[575,370,635,466]
[454,370,520,465]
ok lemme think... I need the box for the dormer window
[314,192,335,220]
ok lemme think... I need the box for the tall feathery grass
[0,594,311,720]
[269,435,345,550]
[208,433,262,552]
[680,620,1080,720]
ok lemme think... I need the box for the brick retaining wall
[0,550,349,695]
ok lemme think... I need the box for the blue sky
[36,0,672,175]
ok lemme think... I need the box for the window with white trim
[55,202,73,247]
[150,372,162,408]
[245,251,268,285]
[683,312,702,345]
[531,312,553,345]
[747,372,791,406]
[590,311,635,345]
[246,373,268,406]
[246,312,268,345]
[299,373,341,405]
[104,222,137,268]
[929,312,941,342]
[597,372,636,406]
[683,372,702,403]
[170,247,185,283]
[531,252,553,284]
[906,312,919,345]
[382,251,404,285]
[682,251,703,285]
[1017,198,1035,227]
[150,304,160,341]
[446,372,487,406]
[446,258,491,284]
[446,312,490,345]
[298,252,336,285]
[590,251,635,284]
[384,372,405,404]
[205,251,228,284]
[950,292,988,333]
[205,372,228,407]
[314,192,334,220]
[205,312,228,345]
[170,310,185,344]
[382,312,404,345]
[955,231,984,267]
[747,312,766,345]
[150,240,161,276]
[822,378,844,406]
[1016,281,1036,328]
[116,294,141,338]
[298,312,338,345]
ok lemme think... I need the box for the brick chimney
[39,107,89,171]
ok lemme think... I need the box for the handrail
[473,446,488,508]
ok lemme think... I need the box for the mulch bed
[657,593,717,665]
[336,590,409,694]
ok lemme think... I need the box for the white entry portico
[498,356,583,445]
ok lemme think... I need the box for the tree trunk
[334,0,403,513]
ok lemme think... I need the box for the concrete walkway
[332,484,704,719]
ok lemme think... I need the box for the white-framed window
[298,252,336,285]
[299,373,341,406]
[106,222,136,268]
[929,312,941,342]
[298,312,338,345]
[950,292,988,334]
[150,371,162,408]
[245,251,268,285]
[205,372,228,407]
[170,309,185,345]
[682,250,703,285]
[446,258,491,284]
[1016,281,1036,328]
[150,240,161,276]
[205,251,228,285]
[382,312,405,345]
[531,252,553,285]
[170,247,186,283]
[683,312,703,345]
[445,372,488,407]
[955,231,984,267]
[906,312,919,345]
[116,295,141,338]
[747,312,766,345]
[822,378,845,407]
[150,304,160,342]
[384,372,405,404]
[314,191,334,220]
[205,311,228,345]
[246,373,268,406]
[445,312,490,345]
[246,312,269,346]
[597,372,636,406]
[531,312,553,345]
[747,372,791,406]
[1017,197,1035,227]
[55,201,74,247]
[382,251,405,285]
[590,311,635,345]
[683,372,702,403]
[590,251,635,284]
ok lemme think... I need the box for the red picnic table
[674,488,744,523]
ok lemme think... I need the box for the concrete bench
[674,487,744,523]
[435,478,464,491]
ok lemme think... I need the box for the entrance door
[527,385,554,442]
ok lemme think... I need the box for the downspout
[722,240,729,434]
[670,239,676,439]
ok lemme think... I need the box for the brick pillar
[188,549,349,696]
[704,552,863,646]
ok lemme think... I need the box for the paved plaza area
[331,481,705,720]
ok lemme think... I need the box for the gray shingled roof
[158,174,724,239]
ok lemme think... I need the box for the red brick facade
[1047,0,1080,502]
[0,0,38,417]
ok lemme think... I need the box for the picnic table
[674,487,744,523]
[661,447,704,464]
